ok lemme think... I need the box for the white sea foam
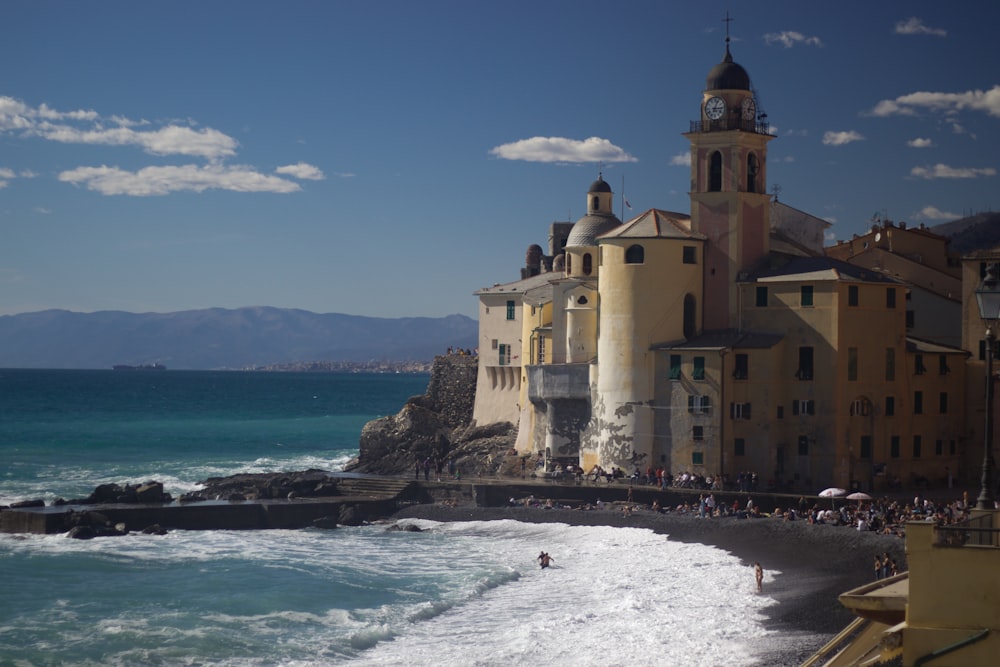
[0,520,806,666]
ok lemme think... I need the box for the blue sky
[2,1,997,319]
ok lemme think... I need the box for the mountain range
[0,307,478,370]
[1,213,995,371]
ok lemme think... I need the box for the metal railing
[935,513,1000,548]
[689,118,772,135]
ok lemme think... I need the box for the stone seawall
[2,474,835,535]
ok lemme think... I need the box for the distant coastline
[111,363,167,371]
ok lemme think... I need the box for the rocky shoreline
[389,501,906,666]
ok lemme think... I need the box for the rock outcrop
[347,354,517,476]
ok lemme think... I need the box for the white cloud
[907,137,934,148]
[913,205,959,220]
[763,31,823,48]
[909,164,996,180]
[32,122,238,160]
[0,167,14,179]
[0,95,319,197]
[489,136,637,163]
[869,85,1000,118]
[275,162,325,180]
[58,164,302,196]
[669,153,691,167]
[894,17,947,37]
[822,130,865,146]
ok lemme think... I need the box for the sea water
[0,370,807,666]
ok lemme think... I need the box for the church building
[472,38,969,492]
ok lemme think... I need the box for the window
[692,452,704,465]
[734,438,745,457]
[591,195,599,211]
[747,153,759,193]
[935,439,943,456]
[915,354,926,375]
[625,245,644,264]
[860,435,872,459]
[848,347,858,381]
[938,355,949,375]
[906,310,915,329]
[885,396,895,417]
[709,151,722,192]
[683,294,696,340]
[914,391,923,415]
[582,253,593,276]
[688,395,711,414]
[498,343,510,366]
[693,356,705,380]
[885,348,895,381]
[730,402,752,419]
[683,246,697,264]
[491,339,499,350]
[506,300,516,320]
[800,285,814,307]
[797,435,809,456]
[848,285,859,307]
[693,425,704,441]
[886,287,896,308]
[733,353,748,380]
[913,435,922,458]
[890,436,900,458]
[776,406,784,419]
[792,400,815,416]
[850,398,871,416]
[755,286,768,307]
[537,335,546,364]
[797,347,814,380]
[669,354,682,380]
[939,392,948,414]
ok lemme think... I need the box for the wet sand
[391,502,906,666]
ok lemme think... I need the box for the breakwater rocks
[349,354,516,476]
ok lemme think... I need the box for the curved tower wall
[584,238,703,471]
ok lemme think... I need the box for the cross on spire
[723,12,733,45]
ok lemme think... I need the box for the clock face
[741,97,756,121]
[705,96,726,120]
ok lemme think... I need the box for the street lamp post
[975,263,1000,510]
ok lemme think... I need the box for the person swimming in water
[537,551,554,569]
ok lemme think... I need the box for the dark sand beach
[392,502,906,666]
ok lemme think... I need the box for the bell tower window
[747,153,759,193]
[591,195,599,212]
[709,151,722,192]
[582,253,593,276]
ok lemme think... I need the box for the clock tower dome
[684,32,774,329]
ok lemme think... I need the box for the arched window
[709,151,722,192]
[565,253,572,274]
[747,153,759,193]
[625,244,645,264]
[582,253,593,275]
[591,195,599,211]
[683,294,696,339]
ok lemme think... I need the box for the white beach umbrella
[846,492,872,500]
[818,487,847,497]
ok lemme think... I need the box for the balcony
[689,118,771,135]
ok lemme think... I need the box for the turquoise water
[0,369,428,504]
[0,370,799,666]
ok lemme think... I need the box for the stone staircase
[334,476,416,499]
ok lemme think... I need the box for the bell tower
[684,23,774,329]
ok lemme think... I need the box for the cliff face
[349,355,517,476]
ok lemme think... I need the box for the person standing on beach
[754,562,763,592]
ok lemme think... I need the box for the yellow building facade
[474,39,971,491]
